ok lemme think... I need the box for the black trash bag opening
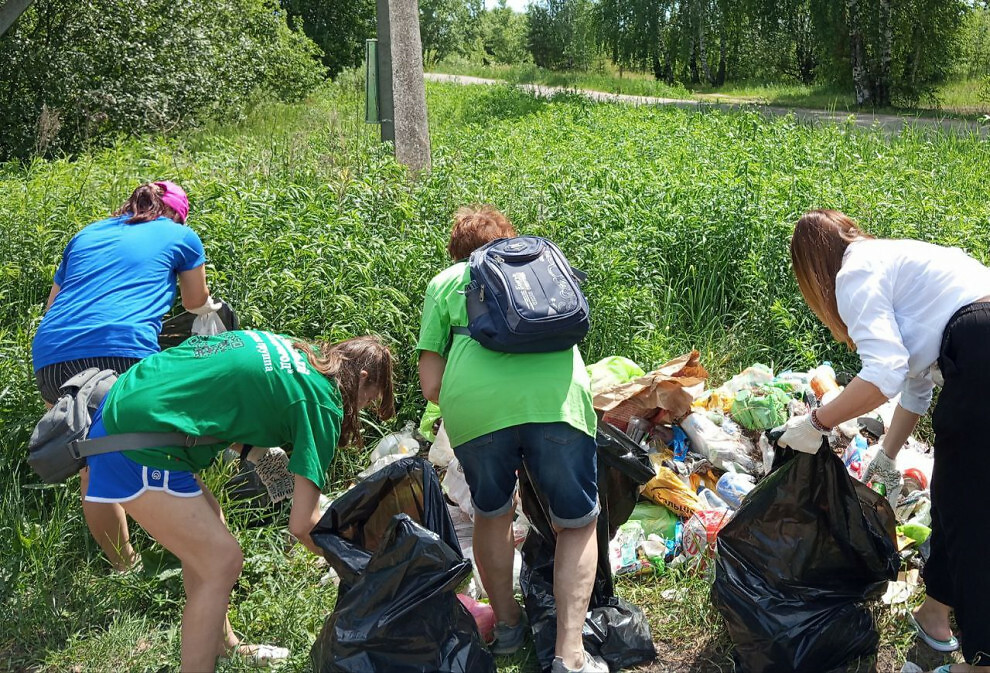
[310,513,495,673]
[310,456,461,591]
[518,425,657,672]
[158,300,239,349]
[309,458,493,673]
[712,437,899,673]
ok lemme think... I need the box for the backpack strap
[71,432,224,459]
[451,327,471,337]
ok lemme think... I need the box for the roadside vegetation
[2,76,988,671]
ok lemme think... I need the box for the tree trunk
[877,0,892,106]
[846,0,871,105]
[717,28,727,85]
[697,9,714,86]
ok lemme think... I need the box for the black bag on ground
[309,457,494,673]
[711,438,899,673]
[518,423,657,672]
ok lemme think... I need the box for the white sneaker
[550,650,609,673]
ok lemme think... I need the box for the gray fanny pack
[28,367,221,484]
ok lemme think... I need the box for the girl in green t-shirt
[84,332,395,671]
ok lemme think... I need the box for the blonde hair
[790,209,874,348]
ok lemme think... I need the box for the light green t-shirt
[416,262,597,447]
[102,330,342,490]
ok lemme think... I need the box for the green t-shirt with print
[101,330,342,490]
[416,262,597,447]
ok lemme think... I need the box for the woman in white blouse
[778,209,990,672]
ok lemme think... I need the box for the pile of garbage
[578,354,934,579]
[321,351,929,672]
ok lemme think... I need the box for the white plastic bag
[443,457,475,520]
[428,422,455,468]
[191,311,226,336]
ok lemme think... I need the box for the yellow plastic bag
[641,464,701,518]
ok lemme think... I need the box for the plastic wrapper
[310,457,494,673]
[680,412,760,475]
[628,501,678,539]
[586,355,645,394]
[842,434,871,481]
[716,472,756,509]
[682,508,732,563]
[711,438,899,673]
[518,423,657,672]
[730,386,790,431]
[641,463,702,517]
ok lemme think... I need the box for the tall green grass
[2,77,989,670]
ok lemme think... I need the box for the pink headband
[155,181,189,223]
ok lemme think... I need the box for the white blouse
[836,238,990,415]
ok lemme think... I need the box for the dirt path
[426,72,989,137]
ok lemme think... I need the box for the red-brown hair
[293,335,396,448]
[114,183,182,224]
[447,205,517,260]
[790,209,874,348]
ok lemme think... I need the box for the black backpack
[453,236,590,353]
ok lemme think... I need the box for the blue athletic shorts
[84,403,202,504]
[453,422,599,529]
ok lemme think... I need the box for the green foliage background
[0,0,325,161]
[2,78,989,670]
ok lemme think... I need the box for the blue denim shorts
[453,422,599,529]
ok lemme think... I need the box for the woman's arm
[178,264,210,311]
[288,475,323,555]
[418,351,446,404]
[879,404,921,459]
[45,283,60,311]
[814,376,889,429]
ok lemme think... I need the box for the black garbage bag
[711,438,900,673]
[519,422,657,672]
[309,457,494,673]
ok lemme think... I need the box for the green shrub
[0,0,325,161]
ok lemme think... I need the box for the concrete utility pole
[376,0,431,173]
[0,0,34,38]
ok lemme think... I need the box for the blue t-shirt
[32,215,206,370]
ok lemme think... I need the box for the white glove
[774,414,828,454]
[188,295,223,316]
[863,449,901,509]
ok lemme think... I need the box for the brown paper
[595,351,708,429]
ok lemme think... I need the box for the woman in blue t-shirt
[32,180,214,571]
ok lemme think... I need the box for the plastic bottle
[716,472,756,509]
[810,364,839,399]
[697,487,730,510]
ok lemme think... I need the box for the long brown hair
[114,183,181,224]
[790,209,874,348]
[447,205,518,260]
[293,335,396,447]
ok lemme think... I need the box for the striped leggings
[35,356,141,405]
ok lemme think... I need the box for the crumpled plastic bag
[641,462,702,517]
[730,385,790,430]
[159,299,238,348]
[711,438,899,673]
[586,356,645,394]
[191,311,227,336]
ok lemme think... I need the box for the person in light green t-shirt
[85,330,395,672]
[417,206,606,673]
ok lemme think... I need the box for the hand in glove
[244,446,295,503]
[863,449,901,509]
[774,414,828,454]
